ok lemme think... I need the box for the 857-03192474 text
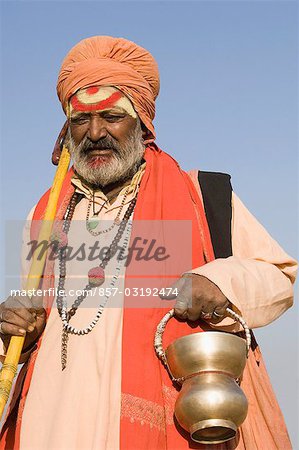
[9,287,179,299]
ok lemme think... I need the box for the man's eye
[71,117,89,125]
[105,115,124,122]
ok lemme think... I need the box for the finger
[188,307,205,322]
[28,295,45,312]
[17,294,44,312]
[35,307,46,316]
[2,304,36,325]
[13,307,36,325]
[174,296,189,317]
[159,277,186,300]
[0,321,27,336]
[211,302,230,323]
[6,296,43,318]
[174,279,193,318]
[187,300,215,322]
[35,308,46,322]
[6,295,34,310]
[0,309,36,332]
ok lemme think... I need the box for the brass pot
[154,308,251,445]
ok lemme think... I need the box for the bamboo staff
[0,146,71,418]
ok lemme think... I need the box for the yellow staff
[0,146,70,418]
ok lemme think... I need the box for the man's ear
[52,121,69,165]
[141,122,148,140]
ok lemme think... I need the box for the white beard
[65,121,145,187]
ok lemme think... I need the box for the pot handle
[154,308,251,365]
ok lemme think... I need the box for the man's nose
[88,116,108,142]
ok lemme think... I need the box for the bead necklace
[86,185,131,236]
[56,192,136,369]
[91,194,108,216]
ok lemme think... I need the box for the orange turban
[57,36,160,141]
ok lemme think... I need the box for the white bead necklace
[61,220,132,335]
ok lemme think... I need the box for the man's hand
[0,295,46,353]
[161,274,230,323]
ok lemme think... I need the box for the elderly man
[0,36,297,450]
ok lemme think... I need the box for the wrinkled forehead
[68,85,137,118]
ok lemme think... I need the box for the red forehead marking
[71,91,123,112]
[86,86,99,95]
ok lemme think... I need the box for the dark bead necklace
[55,191,137,369]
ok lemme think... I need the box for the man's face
[65,89,145,187]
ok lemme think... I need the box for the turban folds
[57,36,160,141]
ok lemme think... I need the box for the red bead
[88,267,105,286]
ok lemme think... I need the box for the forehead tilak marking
[68,86,137,118]
[70,90,123,112]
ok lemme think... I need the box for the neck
[102,178,132,203]
[76,172,134,204]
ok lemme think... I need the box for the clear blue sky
[0,0,298,445]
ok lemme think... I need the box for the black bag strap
[197,172,259,352]
[197,171,233,258]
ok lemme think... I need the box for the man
[0,36,297,450]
